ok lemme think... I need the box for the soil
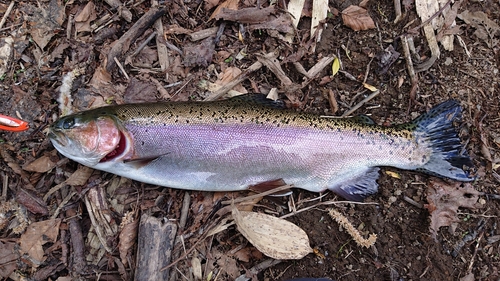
[0,0,499,280]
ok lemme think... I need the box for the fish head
[49,113,124,166]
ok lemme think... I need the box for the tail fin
[409,100,475,181]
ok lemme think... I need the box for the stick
[401,35,418,102]
[106,7,166,72]
[341,90,380,117]
[393,0,402,24]
[0,1,15,30]
[205,61,263,101]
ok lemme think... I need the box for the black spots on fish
[281,118,290,124]
[141,141,145,146]
[389,150,394,155]
[185,120,190,124]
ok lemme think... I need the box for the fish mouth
[99,131,127,163]
[48,130,68,147]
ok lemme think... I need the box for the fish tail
[409,100,475,181]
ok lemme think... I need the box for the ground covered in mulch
[0,0,499,280]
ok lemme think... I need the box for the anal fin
[329,167,380,201]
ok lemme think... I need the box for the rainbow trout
[49,95,474,201]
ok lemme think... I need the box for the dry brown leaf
[24,0,66,49]
[213,249,240,279]
[74,1,97,33]
[0,37,13,78]
[118,211,138,266]
[209,0,238,21]
[341,5,375,31]
[232,207,313,260]
[232,247,263,262]
[183,37,215,67]
[425,179,482,240]
[19,219,61,265]
[0,241,19,278]
[205,0,221,10]
[22,155,57,173]
[65,166,93,186]
[210,66,247,94]
[458,10,500,48]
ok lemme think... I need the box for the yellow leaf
[331,57,340,77]
[385,171,401,179]
[363,82,378,91]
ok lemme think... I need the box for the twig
[66,14,74,39]
[106,7,166,71]
[168,192,191,281]
[221,185,294,205]
[280,198,378,219]
[114,57,130,80]
[0,23,22,32]
[393,0,402,24]
[130,31,156,57]
[179,192,190,231]
[401,35,418,102]
[1,172,7,200]
[171,77,193,98]
[362,57,374,84]
[467,230,484,274]
[341,90,380,117]
[403,195,423,209]
[237,259,283,280]
[152,4,169,71]
[188,27,218,41]
[205,61,263,101]
[407,0,453,35]
[0,1,15,30]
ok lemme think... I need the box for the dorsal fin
[229,94,286,109]
[351,114,375,125]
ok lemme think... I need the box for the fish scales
[49,95,474,201]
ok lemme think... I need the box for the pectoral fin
[329,167,380,201]
[249,178,292,196]
[123,154,166,169]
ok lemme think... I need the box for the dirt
[0,0,499,280]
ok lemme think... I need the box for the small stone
[479,198,486,205]
[444,57,453,65]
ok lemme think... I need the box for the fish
[48,94,475,201]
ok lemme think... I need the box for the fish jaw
[49,115,127,166]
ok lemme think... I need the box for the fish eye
[61,117,75,129]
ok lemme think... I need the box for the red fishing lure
[0,114,29,132]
